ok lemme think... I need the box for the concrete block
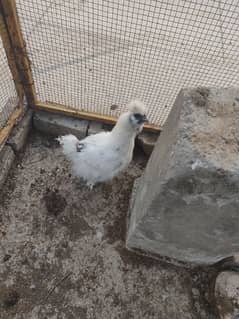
[127,87,239,265]
[7,109,32,153]
[137,132,159,155]
[33,111,88,139]
[214,271,239,319]
[102,123,113,131]
[0,146,15,189]
[87,121,104,136]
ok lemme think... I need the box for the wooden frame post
[0,9,23,103]
[0,0,37,107]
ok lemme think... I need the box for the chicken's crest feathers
[127,99,146,115]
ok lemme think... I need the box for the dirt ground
[0,131,216,319]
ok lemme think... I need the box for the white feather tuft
[127,99,146,114]
[56,134,79,159]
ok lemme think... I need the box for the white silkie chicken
[57,100,148,189]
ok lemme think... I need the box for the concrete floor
[0,131,216,319]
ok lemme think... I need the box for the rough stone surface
[127,87,239,265]
[214,271,239,319]
[33,111,88,139]
[137,132,159,155]
[87,120,104,135]
[0,131,216,319]
[7,110,33,153]
[0,146,15,189]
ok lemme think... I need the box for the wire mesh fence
[0,37,18,130]
[15,0,239,127]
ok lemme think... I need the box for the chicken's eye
[133,113,143,120]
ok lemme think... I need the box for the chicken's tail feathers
[56,134,79,158]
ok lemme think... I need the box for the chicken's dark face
[129,112,148,132]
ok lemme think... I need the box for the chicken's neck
[111,126,137,148]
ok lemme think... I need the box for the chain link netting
[15,0,239,126]
[0,37,18,129]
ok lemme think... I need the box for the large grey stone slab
[33,111,89,139]
[7,109,33,153]
[87,120,104,136]
[127,87,239,265]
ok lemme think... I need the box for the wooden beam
[0,8,23,103]
[0,105,24,148]
[0,0,37,106]
[35,101,161,133]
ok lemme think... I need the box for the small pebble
[192,288,200,296]
[3,254,11,262]
[40,168,46,174]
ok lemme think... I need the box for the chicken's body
[57,100,148,188]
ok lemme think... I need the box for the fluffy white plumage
[57,100,148,189]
